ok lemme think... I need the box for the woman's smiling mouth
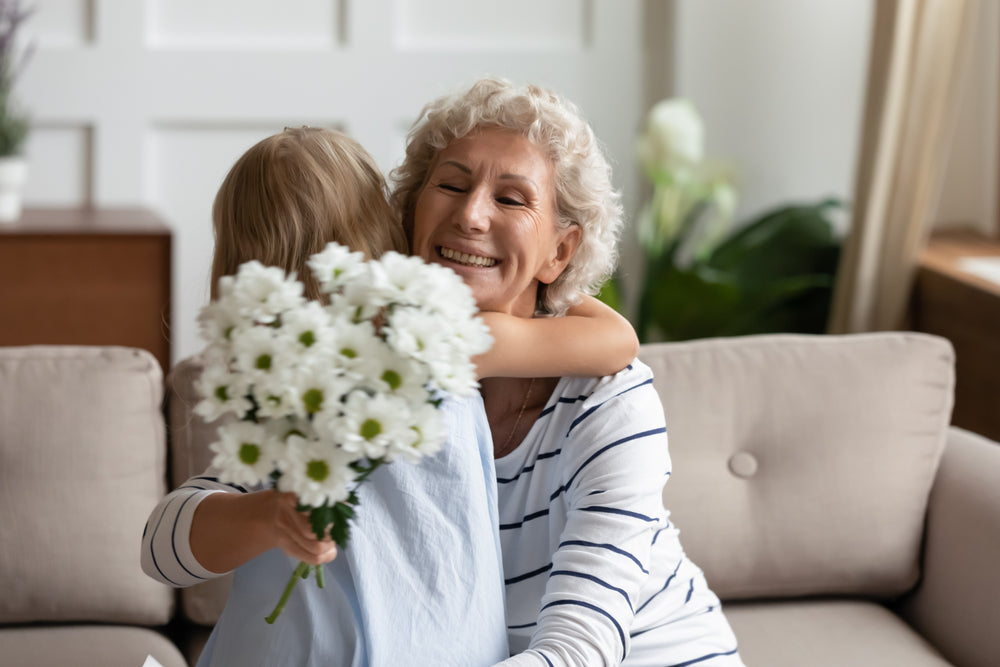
[438,246,498,267]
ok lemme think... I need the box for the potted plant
[616,98,843,342]
[0,0,32,223]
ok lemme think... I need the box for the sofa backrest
[639,332,955,601]
[165,354,234,626]
[0,345,174,625]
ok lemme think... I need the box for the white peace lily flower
[193,363,252,422]
[210,421,278,487]
[275,435,355,508]
[307,242,367,294]
[339,391,417,460]
[230,260,305,324]
[637,98,704,178]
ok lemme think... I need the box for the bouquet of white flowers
[193,242,492,623]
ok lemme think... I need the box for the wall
[17,0,645,363]
[670,0,873,231]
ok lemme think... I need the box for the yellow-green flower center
[382,369,402,390]
[255,354,272,370]
[299,331,316,347]
[340,347,357,359]
[302,388,324,414]
[215,385,229,402]
[306,459,329,482]
[360,419,382,440]
[238,443,260,465]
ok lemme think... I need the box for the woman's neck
[481,376,557,458]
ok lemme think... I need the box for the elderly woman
[392,78,744,667]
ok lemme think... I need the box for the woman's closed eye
[438,183,464,193]
[496,196,525,206]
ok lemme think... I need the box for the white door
[21,0,646,362]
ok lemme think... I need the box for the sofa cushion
[166,354,234,626]
[0,346,174,624]
[0,625,188,667]
[724,600,952,667]
[641,333,954,600]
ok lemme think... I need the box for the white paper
[142,656,164,667]
[958,257,1000,287]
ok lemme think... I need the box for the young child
[141,127,638,667]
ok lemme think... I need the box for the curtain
[829,0,980,333]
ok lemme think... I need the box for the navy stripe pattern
[140,472,248,587]
[494,361,742,666]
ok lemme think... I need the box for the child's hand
[269,491,339,565]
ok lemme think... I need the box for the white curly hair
[390,77,623,316]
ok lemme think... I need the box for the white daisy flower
[209,421,278,487]
[338,264,394,321]
[338,391,417,460]
[287,363,354,420]
[326,319,381,378]
[354,341,431,405]
[231,260,304,324]
[275,435,355,508]
[375,251,436,306]
[231,325,290,380]
[193,363,252,422]
[197,296,244,345]
[394,401,446,463]
[381,306,440,363]
[307,242,367,294]
[277,300,336,353]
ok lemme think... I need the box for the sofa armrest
[900,426,1000,667]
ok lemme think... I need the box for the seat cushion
[0,625,188,667]
[724,600,953,667]
[641,333,954,600]
[0,346,174,624]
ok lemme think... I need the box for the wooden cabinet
[912,230,1000,442]
[0,208,172,372]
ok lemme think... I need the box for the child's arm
[474,295,639,379]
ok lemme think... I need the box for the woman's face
[411,126,580,317]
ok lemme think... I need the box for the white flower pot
[0,156,28,223]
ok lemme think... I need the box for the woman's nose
[456,188,491,232]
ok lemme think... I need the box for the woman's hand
[190,489,337,573]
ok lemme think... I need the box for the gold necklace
[497,377,535,457]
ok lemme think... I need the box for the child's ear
[537,224,582,285]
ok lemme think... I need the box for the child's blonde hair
[211,126,408,300]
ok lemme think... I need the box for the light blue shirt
[196,394,509,666]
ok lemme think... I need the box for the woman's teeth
[440,247,497,267]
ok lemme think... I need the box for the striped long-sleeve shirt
[493,361,743,667]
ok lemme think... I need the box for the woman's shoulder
[556,358,655,407]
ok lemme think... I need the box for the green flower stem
[315,563,325,588]
[265,561,311,624]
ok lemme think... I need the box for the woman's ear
[537,224,582,285]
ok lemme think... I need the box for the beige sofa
[1,332,998,666]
